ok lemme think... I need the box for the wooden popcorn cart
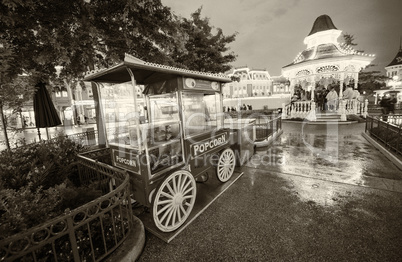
[84,55,236,232]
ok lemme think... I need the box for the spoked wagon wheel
[153,170,197,232]
[216,148,236,182]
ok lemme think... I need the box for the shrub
[0,134,103,239]
[0,133,83,190]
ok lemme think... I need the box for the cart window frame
[180,91,222,138]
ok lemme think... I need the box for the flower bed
[0,136,134,261]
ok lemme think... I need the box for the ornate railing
[282,101,316,120]
[67,130,98,147]
[10,130,98,150]
[386,115,402,127]
[365,115,402,156]
[342,99,368,118]
[0,150,134,262]
[282,99,368,121]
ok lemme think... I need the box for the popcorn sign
[192,133,228,157]
[112,149,140,172]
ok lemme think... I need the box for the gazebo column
[339,78,344,98]
[338,75,344,115]
[311,81,316,101]
[354,74,359,90]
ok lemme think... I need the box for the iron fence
[0,150,134,262]
[365,115,402,156]
[67,130,98,148]
[254,114,282,142]
[6,130,99,151]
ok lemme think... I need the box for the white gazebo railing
[282,99,368,121]
[282,101,316,120]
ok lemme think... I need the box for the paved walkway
[136,122,402,261]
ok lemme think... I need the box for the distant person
[326,87,338,112]
[380,96,390,121]
[316,91,325,111]
[342,86,354,100]
[388,95,397,115]
[300,90,307,101]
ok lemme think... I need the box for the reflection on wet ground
[245,122,402,204]
[138,122,402,261]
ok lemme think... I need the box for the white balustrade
[288,101,315,119]
[338,99,368,119]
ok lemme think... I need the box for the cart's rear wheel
[153,170,196,232]
[216,148,235,182]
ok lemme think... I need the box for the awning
[83,54,232,85]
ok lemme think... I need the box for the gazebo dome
[308,14,338,36]
[303,15,342,49]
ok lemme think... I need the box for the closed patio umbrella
[33,82,62,140]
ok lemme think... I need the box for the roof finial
[400,36,402,51]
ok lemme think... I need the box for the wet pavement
[249,122,402,191]
[137,122,402,262]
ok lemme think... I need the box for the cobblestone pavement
[137,122,402,262]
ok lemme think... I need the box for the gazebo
[281,14,375,120]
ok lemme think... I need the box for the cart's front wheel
[153,170,196,232]
[216,148,235,182]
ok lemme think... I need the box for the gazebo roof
[282,42,374,68]
[308,14,338,36]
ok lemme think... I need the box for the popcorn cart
[84,55,236,232]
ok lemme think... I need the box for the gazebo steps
[309,111,357,124]
[315,113,341,121]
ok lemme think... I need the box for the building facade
[385,42,402,89]
[223,67,273,98]
[373,43,402,105]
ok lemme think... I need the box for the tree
[0,39,35,150]
[0,0,185,147]
[358,68,387,94]
[342,33,387,94]
[0,1,238,149]
[171,7,237,73]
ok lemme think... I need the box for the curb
[104,215,145,262]
[362,132,402,171]
[282,119,358,125]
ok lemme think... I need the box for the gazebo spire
[399,36,402,51]
[307,14,338,36]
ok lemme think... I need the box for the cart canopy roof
[83,54,232,84]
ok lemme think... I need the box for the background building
[373,43,402,105]
[385,42,402,89]
[224,67,272,98]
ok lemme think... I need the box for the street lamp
[389,75,401,89]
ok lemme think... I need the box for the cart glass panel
[99,82,147,148]
[148,93,180,123]
[182,92,222,137]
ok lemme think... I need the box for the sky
[161,0,402,76]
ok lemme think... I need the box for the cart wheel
[216,148,235,182]
[153,170,196,232]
